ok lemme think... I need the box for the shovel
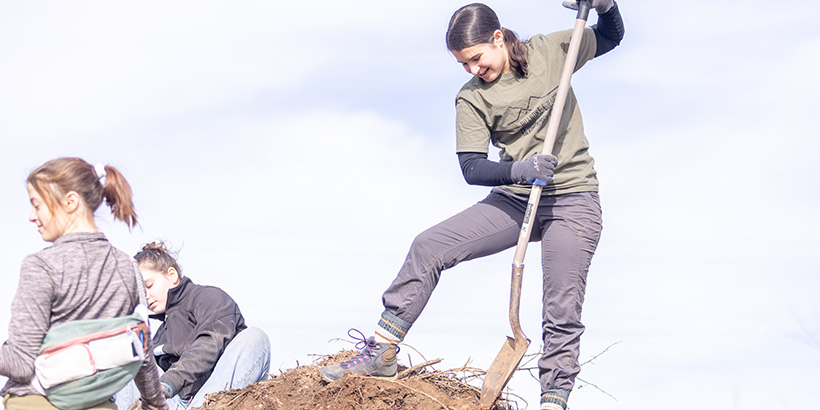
[478,2,593,408]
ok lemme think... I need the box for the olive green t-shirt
[455,28,598,196]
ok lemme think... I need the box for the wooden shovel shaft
[479,0,590,410]
[509,10,590,341]
[480,5,592,409]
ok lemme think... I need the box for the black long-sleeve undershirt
[458,152,516,186]
[592,2,624,57]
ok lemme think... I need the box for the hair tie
[93,163,107,185]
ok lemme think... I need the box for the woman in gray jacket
[0,157,167,410]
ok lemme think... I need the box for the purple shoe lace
[340,329,399,369]
[340,329,374,369]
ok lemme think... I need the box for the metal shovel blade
[479,335,531,409]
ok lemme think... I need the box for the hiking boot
[320,336,397,382]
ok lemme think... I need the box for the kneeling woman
[116,242,271,410]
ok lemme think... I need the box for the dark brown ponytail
[446,3,529,77]
[27,157,138,229]
[501,27,528,77]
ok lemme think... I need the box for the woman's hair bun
[142,241,169,252]
[135,240,183,278]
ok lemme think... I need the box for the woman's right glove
[127,398,169,410]
[562,0,614,14]
[510,154,558,186]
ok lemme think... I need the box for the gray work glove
[160,382,174,399]
[511,154,557,186]
[127,384,171,410]
[127,398,169,410]
[126,399,141,410]
[562,0,614,14]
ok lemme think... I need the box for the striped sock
[375,310,411,344]
[540,389,569,410]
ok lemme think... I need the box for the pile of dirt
[197,350,516,410]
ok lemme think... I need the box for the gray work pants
[381,189,602,392]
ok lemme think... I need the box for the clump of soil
[197,350,516,410]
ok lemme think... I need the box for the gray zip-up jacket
[0,232,167,409]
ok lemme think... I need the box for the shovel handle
[539,1,591,158]
[508,0,592,343]
[575,0,592,20]
[481,4,593,408]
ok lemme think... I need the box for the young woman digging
[321,2,624,409]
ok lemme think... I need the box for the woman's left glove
[160,382,174,399]
[562,0,614,14]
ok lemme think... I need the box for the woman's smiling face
[451,30,510,82]
[27,183,67,242]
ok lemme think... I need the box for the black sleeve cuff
[592,2,624,57]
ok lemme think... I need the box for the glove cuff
[160,382,174,398]
[596,0,614,14]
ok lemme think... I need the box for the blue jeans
[114,327,270,410]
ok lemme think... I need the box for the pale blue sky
[2,1,819,409]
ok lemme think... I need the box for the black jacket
[150,276,246,400]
